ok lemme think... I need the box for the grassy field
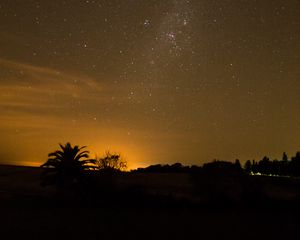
[0,164,300,239]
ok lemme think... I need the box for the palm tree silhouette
[41,142,97,188]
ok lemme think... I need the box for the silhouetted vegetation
[97,151,127,172]
[132,160,243,176]
[40,142,97,188]
[133,162,191,173]
[244,151,300,177]
[132,151,300,178]
[202,159,243,175]
[35,143,300,211]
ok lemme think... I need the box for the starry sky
[0,0,299,169]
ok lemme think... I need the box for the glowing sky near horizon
[0,0,299,169]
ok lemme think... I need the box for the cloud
[0,58,102,93]
[0,58,107,128]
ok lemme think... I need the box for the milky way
[0,0,299,168]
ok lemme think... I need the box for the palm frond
[41,142,96,187]
[74,152,90,161]
[48,150,64,158]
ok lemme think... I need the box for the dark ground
[0,165,300,239]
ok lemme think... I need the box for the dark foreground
[2,205,299,240]
[0,165,300,239]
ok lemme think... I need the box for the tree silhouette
[282,152,288,162]
[97,151,127,172]
[234,159,242,169]
[244,160,252,173]
[242,151,300,177]
[41,142,97,188]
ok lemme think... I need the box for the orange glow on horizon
[5,141,150,170]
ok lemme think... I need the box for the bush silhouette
[97,151,127,172]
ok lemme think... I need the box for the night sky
[0,0,299,169]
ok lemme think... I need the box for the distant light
[144,19,151,27]
[250,171,291,178]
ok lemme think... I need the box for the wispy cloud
[0,58,107,128]
[0,58,102,92]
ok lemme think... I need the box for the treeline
[244,152,300,176]
[133,151,300,177]
[132,159,243,175]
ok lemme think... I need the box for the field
[0,165,300,239]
